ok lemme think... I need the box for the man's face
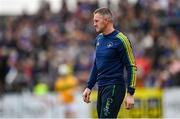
[93,13,107,33]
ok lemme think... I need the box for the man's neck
[102,24,115,35]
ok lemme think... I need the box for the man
[82,7,137,118]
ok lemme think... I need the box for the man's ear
[104,18,109,24]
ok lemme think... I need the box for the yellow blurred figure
[54,64,78,118]
[55,74,78,104]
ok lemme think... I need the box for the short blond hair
[94,7,113,22]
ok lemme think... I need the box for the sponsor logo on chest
[107,42,113,48]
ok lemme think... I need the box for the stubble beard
[96,27,104,34]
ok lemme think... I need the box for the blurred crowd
[0,0,180,95]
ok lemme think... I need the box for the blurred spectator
[0,47,9,95]
[55,64,79,118]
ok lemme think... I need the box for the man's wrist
[127,92,134,96]
[87,85,93,90]
[127,87,135,95]
[86,87,91,90]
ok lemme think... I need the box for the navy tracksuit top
[87,30,137,95]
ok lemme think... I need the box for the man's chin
[96,30,102,33]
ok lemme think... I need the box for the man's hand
[83,88,91,103]
[125,93,134,110]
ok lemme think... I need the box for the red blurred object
[136,57,152,87]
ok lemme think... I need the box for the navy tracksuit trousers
[97,84,126,118]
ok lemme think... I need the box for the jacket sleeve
[87,37,98,90]
[87,59,97,90]
[116,33,137,95]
